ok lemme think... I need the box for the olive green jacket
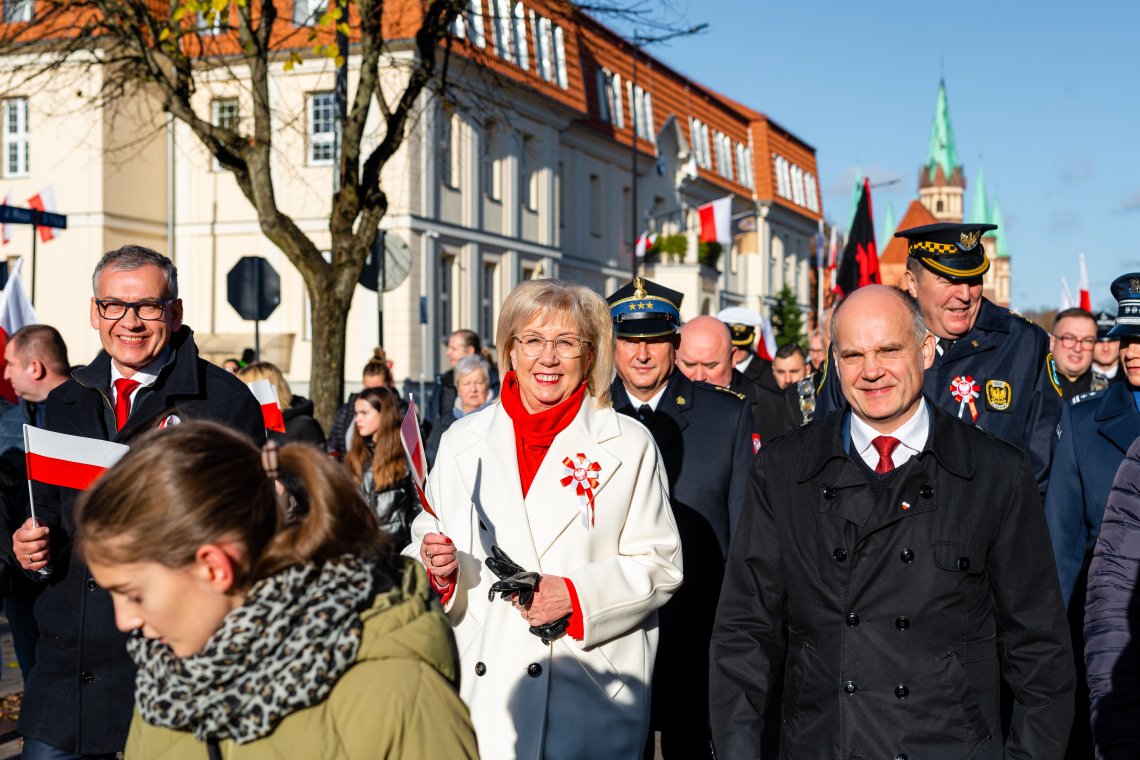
[125,561,479,759]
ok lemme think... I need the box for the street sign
[0,205,66,229]
[227,256,280,321]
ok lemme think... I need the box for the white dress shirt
[849,399,930,471]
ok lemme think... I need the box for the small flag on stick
[247,379,286,433]
[24,425,128,492]
[400,396,436,518]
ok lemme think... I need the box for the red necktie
[114,378,141,431]
[871,435,901,474]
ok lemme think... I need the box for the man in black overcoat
[10,245,264,758]
[711,283,1074,759]
[607,278,753,759]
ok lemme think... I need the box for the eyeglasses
[513,334,590,359]
[1054,334,1096,350]
[95,298,173,321]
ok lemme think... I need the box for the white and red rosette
[950,375,980,421]
[560,453,602,527]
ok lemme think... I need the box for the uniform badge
[985,380,1012,411]
[950,375,980,421]
[901,501,911,511]
[752,433,762,454]
[675,395,686,406]
[958,230,981,250]
[560,453,602,528]
[1046,353,1063,397]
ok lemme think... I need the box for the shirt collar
[850,399,930,465]
[625,382,669,412]
[110,346,171,390]
[736,353,753,373]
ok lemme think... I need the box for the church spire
[970,164,990,223]
[925,79,960,183]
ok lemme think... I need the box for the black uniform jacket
[740,351,780,392]
[18,326,264,755]
[730,368,799,446]
[815,298,1064,493]
[612,371,753,723]
[710,400,1075,760]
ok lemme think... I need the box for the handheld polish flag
[26,186,59,244]
[246,379,286,433]
[698,196,733,247]
[1059,277,1075,311]
[0,259,37,403]
[24,425,128,522]
[757,314,777,362]
[827,226,838,270]
[1078,252,1091,312]
[400,395,437,520]
[634,231,658,259]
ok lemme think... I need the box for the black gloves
[485,545,571,644]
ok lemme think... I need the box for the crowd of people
[0,229,1134,759]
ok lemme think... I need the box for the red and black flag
[834,178,880,298]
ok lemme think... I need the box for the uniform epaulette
[1008,308,1035,325]
[697,382,746,401]
[1071,389,1104,406]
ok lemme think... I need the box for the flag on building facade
[828,226,838,269]
[698,196,733,247]
[27,186,58,243]
[1078,252,1091,312]
[0,259,36,403]
[24,425,128,492]
[634,231,658,259]
[1,192,10,246]
[247,379,286,433]
[833,178,879,298]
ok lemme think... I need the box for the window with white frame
[492,0,512,62]
[197,7,224,34]
[439,253,455,337]
[735,143,754,189]
[689,117,711,169]
[589,173,601,237]
[552,25,567,89]
[804,172,819,212]
[598,69,623,129]
[292,0,326,26]
[483,120,501,200]
[521,134,538,211]
[2,0,32,23]
[439,110,458,188]
[628,83,653,141]
[3,98,28,178]
[790,164,805,206]
[308,91,335,165]
[480,259,498,342]
[511,2,528,69]
[773,155,790,198]
[713,131,733,180]
[532,12,553,82]
[465,0,486,47]
[211,97,239,172]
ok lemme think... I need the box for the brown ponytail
[75,421,385,590]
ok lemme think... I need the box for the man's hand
[13,518,50,571]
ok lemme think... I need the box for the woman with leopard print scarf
[72,421,478,759]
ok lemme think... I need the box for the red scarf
[499,370,587,496]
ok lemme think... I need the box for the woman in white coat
[408,279,683,760]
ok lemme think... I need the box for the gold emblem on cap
[675,396,686,406]
[1130,277,1140,295]
[633,277,647,300]
[958,230,981,250]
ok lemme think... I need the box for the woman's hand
[420,533,457,580]
[514,574,573,627]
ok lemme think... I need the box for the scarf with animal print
[127,553,379,743]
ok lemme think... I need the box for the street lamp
[629,23,708,280]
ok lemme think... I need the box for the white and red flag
[400,396,436,518]
[23,425,128,492]
[246,379,286,433]
[1059,277,1075,311]
[634,231,658,259]
[1078,252,1091,312]
[26,186,58,243]
[0,259,36,402]
[827,226,838,270]
[698,196,733,247]
[1,192,10,246]
[757,314,777,361]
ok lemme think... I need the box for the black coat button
[895,754,908,760]
[920,485,934,498]
[80,671,95,683]
[86,578,98,591]
[474,662,486,676]
[845,613,859,627]
[895,616,911,631]
[527,663,542,678]
[842,680,857,694]
[957,557,971,571]
[895,684,910,699]
[823,487,838,500]
[833,548,848,562]
[899,548,914,563]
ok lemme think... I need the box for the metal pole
[629,40,639,280]
[253,258,261,362]
[378,243,385,347]
[30,226,36,307]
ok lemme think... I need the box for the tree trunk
[308,287,352,431]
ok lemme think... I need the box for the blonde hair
[237,362,293,408]
[496,279,613,408]
[345,387,408,492]
[74,422,384,589]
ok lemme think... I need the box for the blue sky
[617,1,1140,311]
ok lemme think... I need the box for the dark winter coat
[815,298,1065,493]
[270,394,325,449]
[1085,435,1140,760]
[17,326,264,755]
[711,401,1075,760]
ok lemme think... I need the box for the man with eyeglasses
[606,277,754,759]
[1051,307,1107,400]
[1044,274,1140,759]
[10,245,263,760]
